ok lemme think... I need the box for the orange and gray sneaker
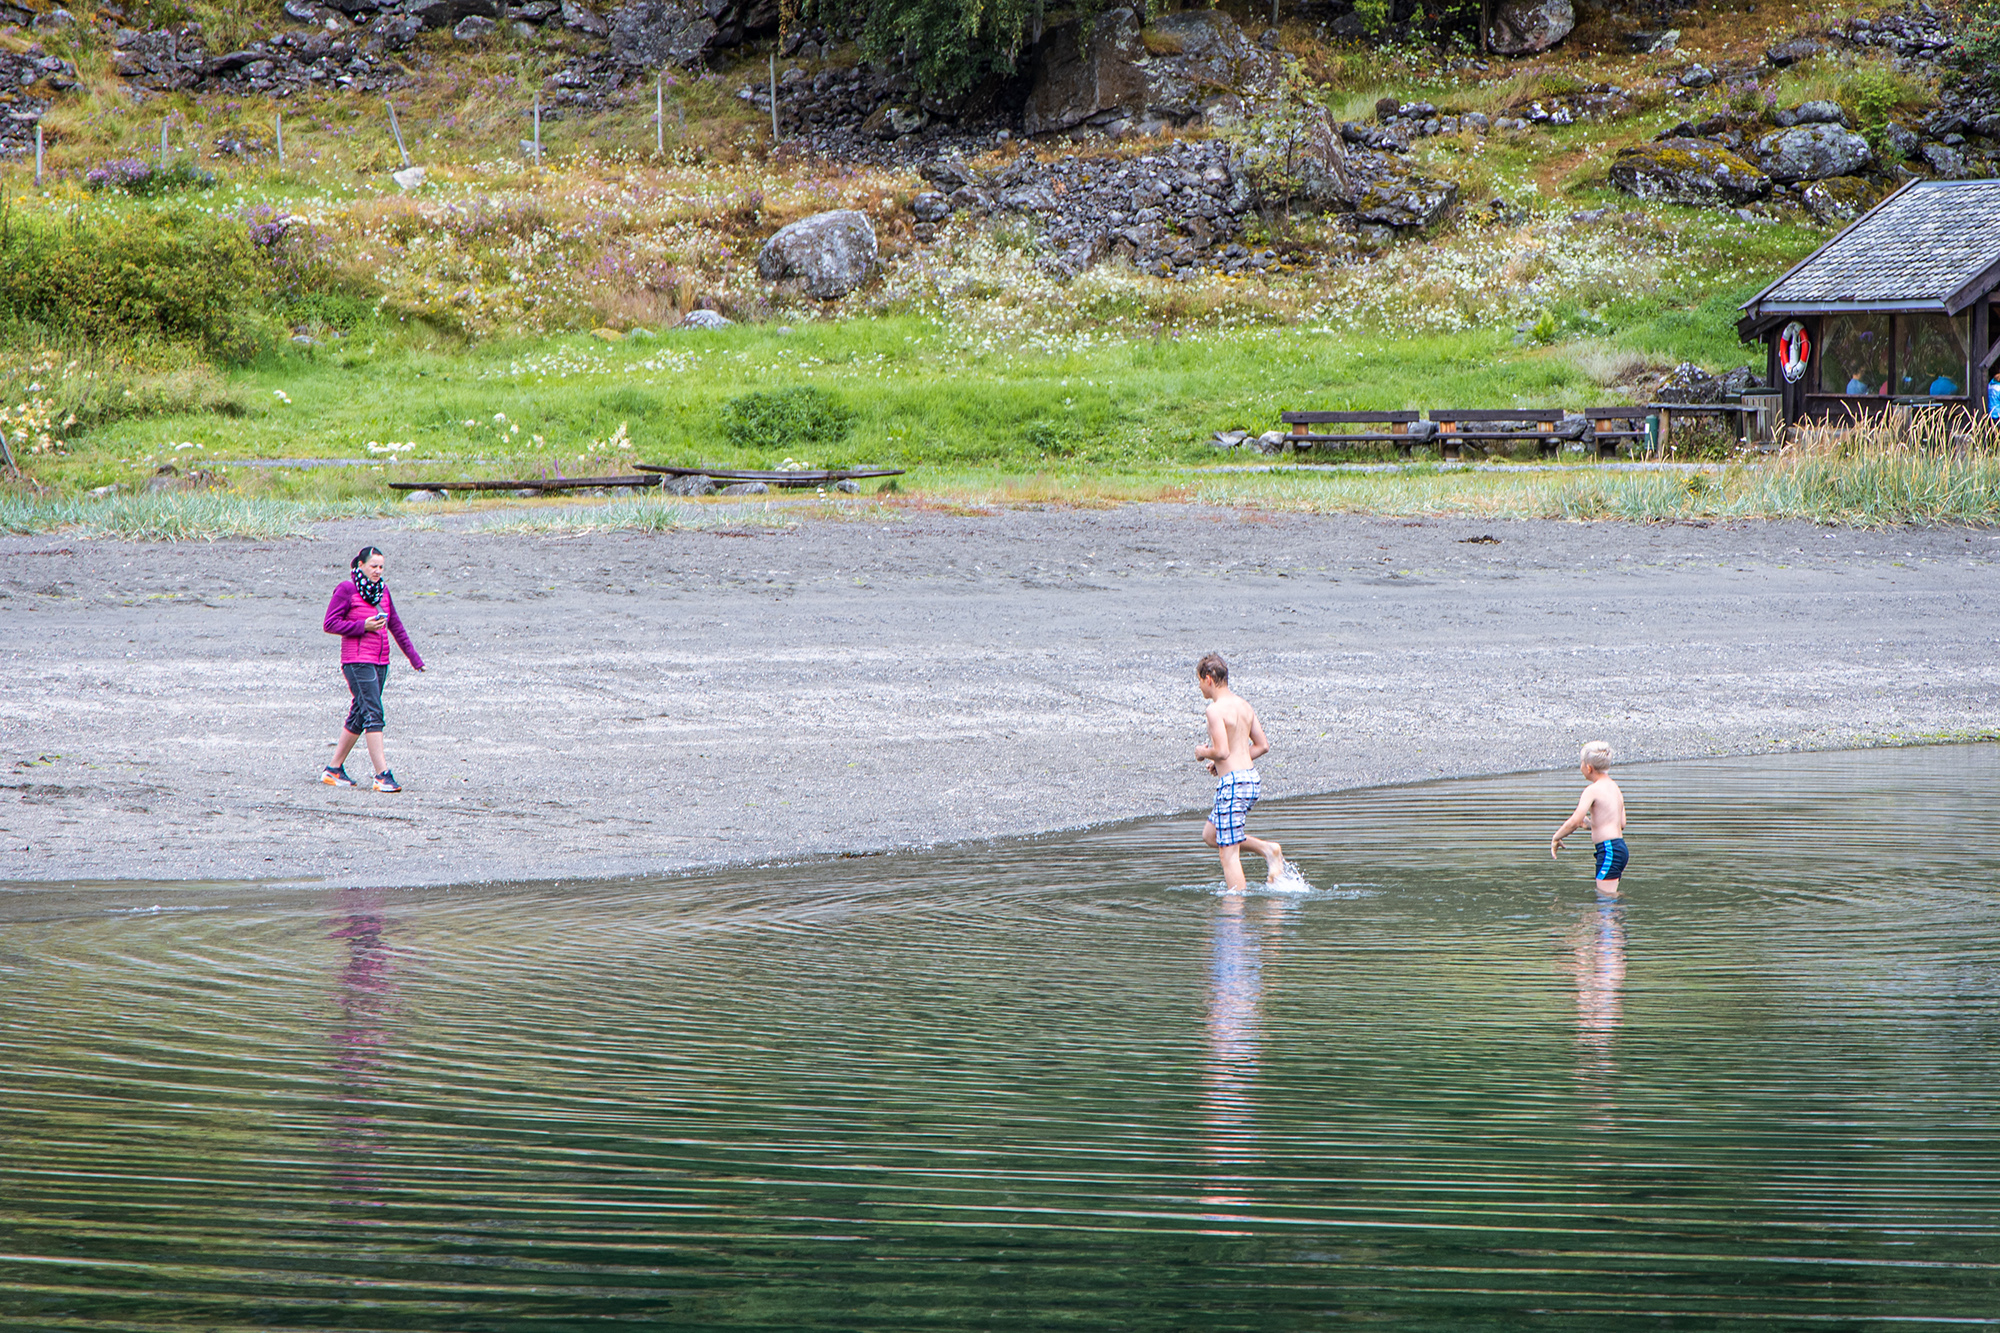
[372,770,402,793]
[321,765,355,788]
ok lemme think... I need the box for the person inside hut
[1845,369,1871,395]
[1929,372,1960,396]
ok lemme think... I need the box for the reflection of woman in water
[1198,895,1291,1228]
[328,887,399,1207]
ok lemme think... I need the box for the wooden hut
[1737,178,2000,426]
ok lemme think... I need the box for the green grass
[16,310,1767,500]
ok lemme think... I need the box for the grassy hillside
[0,1,1958,501]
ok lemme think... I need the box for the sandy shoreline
[4,501,1998,887]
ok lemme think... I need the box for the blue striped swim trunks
[1210,768,1261,847]
[1594,837,1629,882]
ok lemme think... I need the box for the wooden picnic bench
[387,474,662,493]
[1584,407,1650,458]
[1426,409,1579,459]
[1281,410,1425,454]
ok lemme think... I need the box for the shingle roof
[1745,179,2000,314]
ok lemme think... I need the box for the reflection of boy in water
[1193,653,1285,892]
[1552,740,1628,897]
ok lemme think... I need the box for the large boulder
[1487,0,1575,54]
[756,210,877,300]
[606,0,774,66]
[1609,139,1771,206]
[1354,176,1459,229]
[1754,123,1872,182]
[1022,6,1149,136]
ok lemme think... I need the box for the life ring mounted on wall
[1779,321,1811,384]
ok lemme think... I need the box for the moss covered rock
[1609,138,1771,207]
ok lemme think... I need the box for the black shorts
[342,662,389,734]
[1593,837,1629,881]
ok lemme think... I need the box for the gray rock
[410,0,496,29]
[1022,6,1147,136]
[607,0,717,68]
[1679,64,1715,88]
[680,308,733,329]
[1355,177,1459,229]
[1487,0,1574,53]
[1254,430,1289,455]
[720,481,770,495]
[402,488,441,502]
[1658,362,1722,404]
[1463,111,1490,133]
[560,0,608,33]
[835,479,860,493]
[1976,114,2000,141]
[1718,365,1766,397]
[1792,99,1847,126]
[910,191,952,223]
[1882,120,1921,159]
[1921,142,1968,177]
[756,209,877,300]
[1765,37,1822,66]
[662,474,715,496]
[87,483,123,498]
[1800,175,1876,224]
[1755,123,1872,182]
[32,7,75,28]
[1610,139,1771,206]
[452,15,496,39]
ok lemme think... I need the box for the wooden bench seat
[1282,410,1423,454]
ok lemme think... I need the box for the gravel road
[5,503,1997,886]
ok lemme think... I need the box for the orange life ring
[1779,321,1811,384]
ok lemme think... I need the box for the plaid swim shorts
[1210,768,1261,847]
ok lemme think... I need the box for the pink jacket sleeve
[323,582,369,637]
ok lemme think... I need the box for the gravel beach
[5,502,1998,886]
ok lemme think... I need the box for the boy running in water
[1194,654,1285,892]
[1552,740,1628,897]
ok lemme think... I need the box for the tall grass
[0,492,397,540]
[1194,411,2000,526]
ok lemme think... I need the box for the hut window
[1820,315,1890,395]
[1895,314,1970,397]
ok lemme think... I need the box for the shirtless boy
[1551,740,1629,897]
[1193,653,1284,892]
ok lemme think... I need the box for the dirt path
[5,503,1997,886]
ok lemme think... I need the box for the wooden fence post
[276,112,284,165]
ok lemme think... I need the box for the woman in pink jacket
[321,546,424,793]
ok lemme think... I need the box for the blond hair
[1581,740,1613,772]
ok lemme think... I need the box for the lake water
[4,747,1998,1330]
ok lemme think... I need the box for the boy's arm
[1195,705,1227,761]
[1551,791,1594,857]
[1248,712,1270,761]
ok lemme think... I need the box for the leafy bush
[720,386,855,453]
[85,159,218,198]
[1955,0,2000,92]
[0,206,268,359]
[806,0,1111,99]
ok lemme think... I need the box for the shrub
[0,206,268,360]
[1955,0,2000,92]
[720,385,855,453]
[84,159,218,198]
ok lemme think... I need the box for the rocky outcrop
[1609,139,1771,207]
[1021,7,1149,136]
[0,43,73,157]
[1487,0,1574,55]
[756,209,877,300]
[1753,123,1872,182]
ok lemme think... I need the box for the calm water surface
[3,748,1998,1330]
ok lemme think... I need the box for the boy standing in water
[1552,740,1628,897]
[1194,654,1285,892]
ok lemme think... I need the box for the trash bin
[1645,413,1660,455]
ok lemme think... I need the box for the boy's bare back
[1575,774,1625,841]
[1202,694,1265,776]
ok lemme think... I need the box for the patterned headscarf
[351,547,385,606]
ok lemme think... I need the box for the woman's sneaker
[373,770,402,793]
[321,765,355,788]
